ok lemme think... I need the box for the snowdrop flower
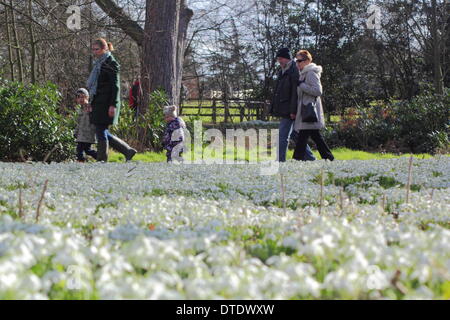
[0,158,448,299]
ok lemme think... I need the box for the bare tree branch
[94,0,144,46]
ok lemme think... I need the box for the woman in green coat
[87,38,136,162]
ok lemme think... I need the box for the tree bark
[141,0,181,111]
[9,0,23,82]
[94,0,193,151]
[175,3,194,106]
[88,2,94,72]
[28,0,37,83]
[5,4,15,81]
[445,2,450,87]
[430,0,444,94]
[94,0,192,108]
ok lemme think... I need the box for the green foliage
[325,88,449,154]
[108,101,137,142]
[246,239,296,263]
[392,89,449,153]
[140,91,168,152]
[0,79,75,162]
[110,90,168,152]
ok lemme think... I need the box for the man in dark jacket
[270,48,315,162]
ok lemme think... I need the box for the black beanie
[276,48,291,60]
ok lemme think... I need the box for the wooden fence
[179,98,270,123]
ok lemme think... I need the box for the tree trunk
[140,0,193,111]
[4,4,15,81]
[430,0,444,94]
[28,0,37,83]
[88,2,94,72]
[175,3,194,106]
[10,0,23,82]
[94,0,193,151]
[141,0,181,112]
[445,3,450,87]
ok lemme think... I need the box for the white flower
[0,158,448,299]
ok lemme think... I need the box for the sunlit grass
[296,147,437,161]
[109,151,166,163]
[109,147,443,163]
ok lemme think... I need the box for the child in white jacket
[162,105,186,162]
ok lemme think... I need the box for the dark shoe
[125,148,137,162]
[109,136,137,162]
[86,150,98,160]
[97,140,109,162]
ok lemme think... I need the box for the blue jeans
[95,124,114,142]
[278,118,315,162]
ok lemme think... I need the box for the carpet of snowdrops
[0,157,449,300]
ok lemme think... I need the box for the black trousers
[76,142,97,161]
[293,130,334,161]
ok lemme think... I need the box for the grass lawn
[303,148,436,160]
[109,147,441,163]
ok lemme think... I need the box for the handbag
[301,98,318,123]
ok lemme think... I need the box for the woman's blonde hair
[93,38,114,51]
[296,50,313,62]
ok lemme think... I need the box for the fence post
[256,102,262,120]
[262,101,269,121]
[240,103,245,122]
[212,98,217,124]
[224,98,229,123]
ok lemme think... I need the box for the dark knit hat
[276,48,291,60]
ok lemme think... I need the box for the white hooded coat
[294,63,326,131]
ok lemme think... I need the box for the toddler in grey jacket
[74,88,97,162]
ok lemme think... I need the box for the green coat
[90,54,121,126]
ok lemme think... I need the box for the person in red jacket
[129,78,141,118]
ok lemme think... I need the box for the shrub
[110,90,168,152]
[391,89,449,153]
[0,79,75,162]
[326,88,449,154]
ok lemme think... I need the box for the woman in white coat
[293,50,334,161]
